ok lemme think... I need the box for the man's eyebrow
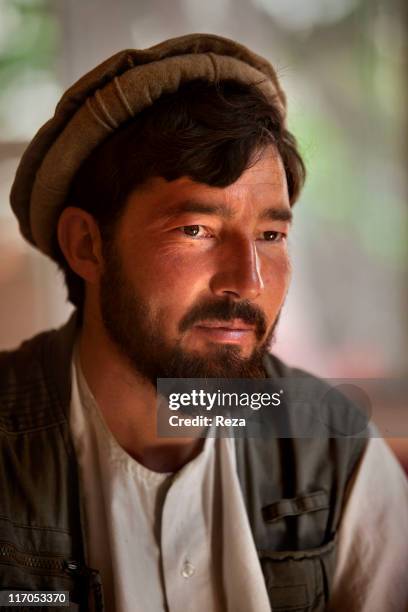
[166,200,293,222]
[167,200,230,218]
[259,207,293,223]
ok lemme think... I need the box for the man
[1,33,407,612]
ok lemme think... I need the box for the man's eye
[179,225,209,238]
[262,231,286,242]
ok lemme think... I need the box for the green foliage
[0,0,57,131]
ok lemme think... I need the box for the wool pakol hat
[10,33,287,257]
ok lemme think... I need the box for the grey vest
[0,315,367,611]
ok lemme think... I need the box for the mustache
[179,298,268,340]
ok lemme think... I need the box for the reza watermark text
[169,414,246,427]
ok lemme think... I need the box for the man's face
[99,147,292,384]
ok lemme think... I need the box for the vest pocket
[258,537,336,612]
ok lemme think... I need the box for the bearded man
[1,34,407,612]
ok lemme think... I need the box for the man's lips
[194,319,255,331]
[191,319,256,344]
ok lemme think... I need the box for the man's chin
[159,343,268,379]
[188,339,256,361]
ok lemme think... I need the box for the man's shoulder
[0,327,54,382]
[264,352,371,441]
[0,315,77,432]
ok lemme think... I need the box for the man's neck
[77,313,204,473]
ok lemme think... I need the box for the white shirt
[69,351,408,612]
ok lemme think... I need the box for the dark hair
[52,79,305,312]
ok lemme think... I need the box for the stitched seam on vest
[0,516,71,536]
[0,420,66,435]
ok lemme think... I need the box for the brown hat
[10,33,287,257]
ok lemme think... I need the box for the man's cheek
[263,258,291,295]
[152,257,213,296]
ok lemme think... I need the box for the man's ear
[57,207,103,284]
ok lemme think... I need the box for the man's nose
[209,235,264,300]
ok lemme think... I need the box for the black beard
[100,243,280,386]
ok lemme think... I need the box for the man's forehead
[128,150,291,219]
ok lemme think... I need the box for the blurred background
[0,0,407,465]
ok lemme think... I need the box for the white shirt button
[181,561,195,578]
